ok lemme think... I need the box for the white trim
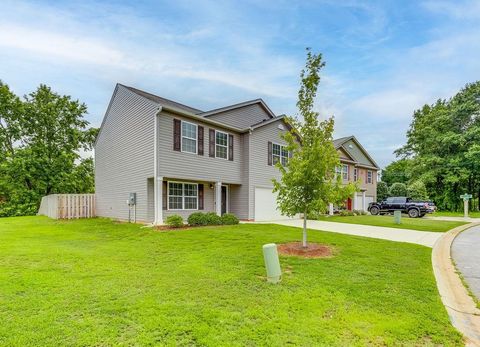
[167,181,199,211]
[180,120,198,155]
[215,129,229,160]
[153,110,163,225]
[215,181,222,216]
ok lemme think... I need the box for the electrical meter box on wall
[128,193,136,206]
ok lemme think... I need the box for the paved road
[270,219,442,247]
[451,225,480,301]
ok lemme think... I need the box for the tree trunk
[302,209,307,248]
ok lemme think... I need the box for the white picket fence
[38,194,96,219]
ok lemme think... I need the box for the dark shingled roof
[120,84,203,114]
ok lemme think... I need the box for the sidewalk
[271,219,442,247]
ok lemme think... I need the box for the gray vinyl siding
[229,134,249,219]
[203,104,271,129]
[95,85,158,222]
[163,179,216,221]
[247,121,289,220]
[157,111,243,184]
[343,139,375,167]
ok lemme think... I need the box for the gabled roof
[200,99,276,119]
[333,135,380,169]
[120,84,203,114]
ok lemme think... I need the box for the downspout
[153,106,162,225]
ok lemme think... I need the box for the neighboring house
[95,84,378,223]
[334,136,380,211]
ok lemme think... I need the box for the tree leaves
[0,81,97,216]
[396,81,480,210]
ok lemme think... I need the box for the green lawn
[0,217,462,346]
[317,214,466,232]
[433,211,480,218]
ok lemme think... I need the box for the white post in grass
[329,203,334,216]
[460,194,472,218]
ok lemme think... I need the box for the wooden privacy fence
[38,194,96,219]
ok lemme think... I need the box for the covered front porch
[149,176,242,224]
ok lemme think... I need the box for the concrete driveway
[451,224,480,301]
[271,219,443,247]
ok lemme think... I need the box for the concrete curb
[432,223,480,346]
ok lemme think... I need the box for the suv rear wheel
[408,208,420,218]
[370,206,380,215]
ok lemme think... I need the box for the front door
[347,198,352,211]
[221,186,227,215]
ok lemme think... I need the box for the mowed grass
[433,211,480,218]
[0,217,462,346]
[317,214,466,232]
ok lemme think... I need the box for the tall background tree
[273,49,356,248]
[395,81,480,211]
[0,81,97,217]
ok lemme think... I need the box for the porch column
[362,191,366,211]
[154,176,163,225]
[329,203,334,216]
[215,181,222,216]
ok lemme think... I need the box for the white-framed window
[181,121,197,154]
[342,164,348,181]
[272,143,288,166]
[215,130,228,159]
[367,170,373,184]
[168,182,198,210]
[354,168,358,181]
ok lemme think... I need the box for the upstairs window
[272,143,288,166]
[367,170,373,183]
[181,121,197,154]
[342,164,349,180]
[215,131,228,159]
[353,168,358,181]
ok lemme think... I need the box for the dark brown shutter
[209,128,215,157]
[173,119,181,151]
[267,141,272,166]
[163,181,167,210]
[228,134,234,161]
[198,184,204,210]
[198,126,204,155]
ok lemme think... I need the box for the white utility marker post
[460,194,472,218]
[329,203,334,216]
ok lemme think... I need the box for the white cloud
[422,0,480,19]
[0,23,132,69]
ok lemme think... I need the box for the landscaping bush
[353,209,367,216]
[221,213,239,225]
[187,212,208,226]
[166,214,184,228]
[339,210,355,217]
[205,212,222,225]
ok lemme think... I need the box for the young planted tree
[272,49,357,248]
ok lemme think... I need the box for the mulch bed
[277,242,335,258]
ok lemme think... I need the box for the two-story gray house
[95,84,379,224]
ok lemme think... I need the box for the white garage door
[355,193,364,211]
[254,187,286,221]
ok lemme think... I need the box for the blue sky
[1,0,479,168]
